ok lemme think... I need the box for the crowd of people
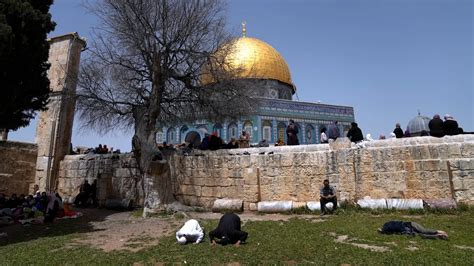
[173,181,448,247]
[391,114,464,139]
[0,189,79,227]
[159,114,468,155]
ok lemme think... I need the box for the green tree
[0,0,55,140]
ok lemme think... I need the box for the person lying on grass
[378,220,448,240]
[176,219,204,245]
[209,212,248,247]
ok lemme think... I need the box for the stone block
[201,186,219,197]
[461,143,474,158]
[179,185,201,196]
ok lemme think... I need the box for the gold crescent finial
[242,21,247,37]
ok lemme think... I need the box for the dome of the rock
[201,37,295,92]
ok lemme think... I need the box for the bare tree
[77,0,256,213]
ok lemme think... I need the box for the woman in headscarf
[443,114,459,136]
[428,114,444,137]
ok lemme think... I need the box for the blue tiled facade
[157,95,355,146]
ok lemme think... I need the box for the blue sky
[10,0,473,151]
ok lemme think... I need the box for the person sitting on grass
[378,220,448,240]
[320,179,337,215]
[209,213,248,247]
[176,219,204,245]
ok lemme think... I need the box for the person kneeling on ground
[378,220,448,239]
[176,219,204,245]
[320,179,337,215]
[209,213,248,247]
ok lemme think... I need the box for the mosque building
[156,25,355,146]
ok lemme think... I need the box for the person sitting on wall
[286,120,299,145]
[176,219,205,245]
[320,127,328,143]
[199,134,211,150]
[393,123,404,138]
[443,114,459,136]
[347,122,364,143]
[327,121,340,141]
[320,179,337,215]
[209,132,223,151]
[94,144,103,154]
[239,131,250,148]
[428,114,444,138]
[379,220,448,240]
[209,213,248,247]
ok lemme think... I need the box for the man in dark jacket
[320,179,337,215]
[393,123,404,138]
[347,122,364,142]
[428,114,444,137]
[327,121,340,140]
[209,213,248,246]
[443,114,459,136]
[209,132,223,151]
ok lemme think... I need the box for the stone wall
[172,135,474,209]
[57,135,474,209]
[0,141,38,195]
[57,154,142,205]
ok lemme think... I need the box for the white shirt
[176,219,204,243]
[320,132,328,143]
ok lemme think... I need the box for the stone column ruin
[35,33,86,192]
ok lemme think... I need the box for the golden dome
[201,37,295,91]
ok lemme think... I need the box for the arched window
[227,122,238,141]
[167,127,175,144]
[305,124,315,144]
[156,130,164,144]
[261,120,272,142]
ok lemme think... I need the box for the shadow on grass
[0,208,120,247]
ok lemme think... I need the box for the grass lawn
[1,208,473,265]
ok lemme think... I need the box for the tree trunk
[132,107,174,216]
[0,129,8,141]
